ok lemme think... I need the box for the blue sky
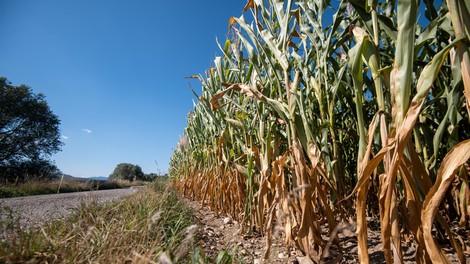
[0,0,247,177]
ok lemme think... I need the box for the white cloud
[61,135,69,140]
[81,128,92,134]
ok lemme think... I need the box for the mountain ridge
[61,174,108,181]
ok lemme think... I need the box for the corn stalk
[170,0,470,262]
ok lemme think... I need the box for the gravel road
[0,187,143,228]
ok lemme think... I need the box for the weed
[0,179,198,263]
[0,179,146,198]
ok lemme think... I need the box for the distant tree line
[109,163,162,182]
[0,77,62,183]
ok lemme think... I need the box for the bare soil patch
[186,198,469,263]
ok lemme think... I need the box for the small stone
[219,225,225,230]
[240,249,247,255]
[210,246,216,250]
[278,252,286,259]
[254,251,261,256]
[296,256,314,264]
[223,217,232,224]
[253,259,262,264]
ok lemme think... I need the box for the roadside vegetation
[0,178,147,198]
[0,178,201,263]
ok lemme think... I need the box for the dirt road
[0,187,142,228]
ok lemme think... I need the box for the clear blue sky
[0,0,247,177]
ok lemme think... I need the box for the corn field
[169,0,470,263]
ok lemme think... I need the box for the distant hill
[60,174,108,181]
[60,174,81,180]
[88,176,108,181]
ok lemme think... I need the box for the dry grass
[0,178,146,198]
[0,178,199,263]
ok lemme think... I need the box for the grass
[0,178,202,263]
[0,178,146,198]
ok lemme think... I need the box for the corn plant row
[170,0,470,263]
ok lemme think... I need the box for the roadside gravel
[0,187,143,228]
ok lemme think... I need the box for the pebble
[296,256,314,264]
[278,252,286,259]
[343,228,355,237]
[254,259,262,264]
[223,217,232,224]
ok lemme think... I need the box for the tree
[143,173,160,181]
[0,159,61,182]
[109,163,145,181]
[0,77,62,181]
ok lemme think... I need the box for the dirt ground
[186,198,470,264]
